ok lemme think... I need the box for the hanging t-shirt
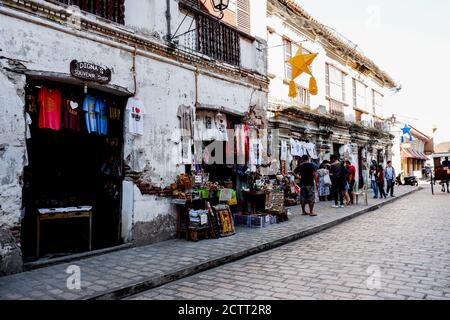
[25,112,32,140]
[215,113,228,142]
[177,104,194,138]
[62,99,81,132]
[126,97,144,136]
[96,98,108,136]
[82,95,99,134]
[38,87,62,131]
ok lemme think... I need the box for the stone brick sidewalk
[0,186,421,300]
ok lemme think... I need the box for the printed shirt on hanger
[96,98,108,136]
[83,95,99,134]
[38,87,62,131]
[126,97,144,136]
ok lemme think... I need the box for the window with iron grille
[196,14,241,66]
[47,0,125,24]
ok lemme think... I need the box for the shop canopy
[401,147,429,160]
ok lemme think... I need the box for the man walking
[294,155,319,216]
[329,155,345,208]
[345,160,356,205]
[370,161,379,199]
[385,161,396,197]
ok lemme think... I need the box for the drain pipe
[165,0,172,42]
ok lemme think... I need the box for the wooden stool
[188,226,210,242]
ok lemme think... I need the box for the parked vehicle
[395,173,418,186]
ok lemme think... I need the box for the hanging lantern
[211,0,230,12]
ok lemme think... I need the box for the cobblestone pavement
[0,186,419,300]
[129,188,450,300]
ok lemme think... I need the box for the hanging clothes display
[82,95,98,134]
[281,140,288,161]
[126,97,144,136]
[96,98,108,136]
[177,104,194,138]
[305,142,318,160]
[38,87,62,131]
[62,98,81,132]
[235,124,247,164]
[195,110,228,142]
[25,112,32,140]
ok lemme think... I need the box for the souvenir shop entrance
[21,78,127,261]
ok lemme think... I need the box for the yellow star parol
[288,46,319,98]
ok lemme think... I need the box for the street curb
[88,187,422,300]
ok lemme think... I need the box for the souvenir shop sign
[70,60,111,84]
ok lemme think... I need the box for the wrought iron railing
[196,14,241,66]
[329,99,345,118]
[178,1,241,66]
[47,0,125,24]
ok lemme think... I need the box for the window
[353,79,367,110]
[297,87,310,106]
[326,64,346,102]
[284,39,302,80]
[49,0,125,24]
[373,90,384,116]
[237,0,251,34]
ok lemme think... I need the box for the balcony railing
[47,0,125,24]
[329,99,345,118]
[179,1,241,66]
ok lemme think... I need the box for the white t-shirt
[126,97,144,136]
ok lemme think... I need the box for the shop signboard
[70,60,112,84]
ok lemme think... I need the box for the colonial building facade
[0,0,268,265]
[266,0,399,187]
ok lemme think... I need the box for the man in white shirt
[384,161,396,197]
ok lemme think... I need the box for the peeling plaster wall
[0,63,26,231]
[0,5,268,247]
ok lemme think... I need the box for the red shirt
[347,165,356,182]
[38,87,61,131]
[376,170,385,183]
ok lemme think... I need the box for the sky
[297,0,450,143]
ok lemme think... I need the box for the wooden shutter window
[237,0,251,34]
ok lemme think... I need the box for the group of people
[370,160,396,199]
[291,155,397,217]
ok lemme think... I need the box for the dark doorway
[21,79,127,261]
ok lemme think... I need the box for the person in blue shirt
[384,161,396,197]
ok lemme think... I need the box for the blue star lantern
[401,124,413,143]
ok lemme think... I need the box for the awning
[401,148,428,160]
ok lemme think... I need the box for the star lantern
[288,46,318,98]
[401,124,413,143]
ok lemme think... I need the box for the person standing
[294,155,319,216]
[370,162,379,199]
[376,165,387,199]
[317,163,331,202]
[384,161,396,197]
[345,160,356,205]
[329,155,345,208]
[442,157,450,193]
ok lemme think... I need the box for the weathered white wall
[0,65,26,229]
[0,1,268,246]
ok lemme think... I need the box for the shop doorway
[21,79,127,261]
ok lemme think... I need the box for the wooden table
[36,207,93,258]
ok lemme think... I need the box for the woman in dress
[317,163,331,201]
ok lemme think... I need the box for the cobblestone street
[129,188,450,300]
